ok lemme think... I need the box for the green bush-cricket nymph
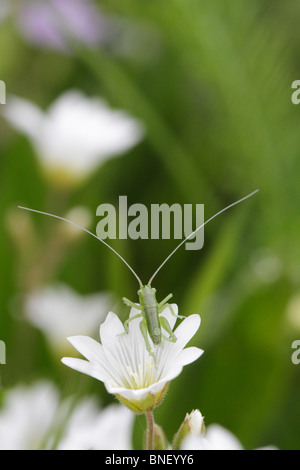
[18,190,258,356]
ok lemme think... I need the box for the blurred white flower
[0,381,59,450]
[24,283,112,352]
[62,305,203,414]
[0,381,134,450]
[286,294,300,331]
[182,424,277,450]
[58,206,93,241]
[58,401,134,450]
[250,248,282,284]
[2,91,145,187]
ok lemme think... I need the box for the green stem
[145,411,155,450]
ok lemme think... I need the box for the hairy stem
[145,411,155,450]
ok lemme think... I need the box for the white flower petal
[182,423,277,451]
[99,311,126,345]
[24,283,110,351]
[58,402,134,451]
[3,95,43,140]
[181,435,213,450]
[66,336,103,363]
[177,347,204,367]
[0,381,59,450]
[205,425,244,451]
[173,314,201,350]
[38,90,144,174]
[61,357,105,383]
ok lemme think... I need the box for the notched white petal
[177,347,204,367]
[61,357,104,382]
[173,314,201,349]
[99,311,125,344]
[66,335,103,363]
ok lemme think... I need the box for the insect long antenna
[18,206,143,287]
[148,189,259,285]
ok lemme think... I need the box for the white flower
[58,401,134,450]
[0,381,134,450]
[2,91,144,187]
[0,381,59,450]
[182,424,277,450]
[24,283,112,352]
[62,305,203,414]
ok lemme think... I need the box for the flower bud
[172,409,205,450]
[153,423,169,450]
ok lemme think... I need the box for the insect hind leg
[159,301,185,320]
[140,318,156,360]
[159,316,177,343]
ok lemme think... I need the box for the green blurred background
[0,0,300,450]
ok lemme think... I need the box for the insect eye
[152,288,156,293]
[138,290,142,295]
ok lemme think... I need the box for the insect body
[122,284,184,356]
[18,189,258,356]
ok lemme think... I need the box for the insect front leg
[123,297,141,310]
[120,298,143,335]
[158,293,173,308]
[119,300,141,336]
[120,313,144,335]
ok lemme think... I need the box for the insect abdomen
[145,305,161,345]
[139,285,161,345]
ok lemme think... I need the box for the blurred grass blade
[79,48,215,204]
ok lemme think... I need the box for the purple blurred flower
[12,0,111,51]
[0,1,9,24]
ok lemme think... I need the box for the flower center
[123,359,156,390]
